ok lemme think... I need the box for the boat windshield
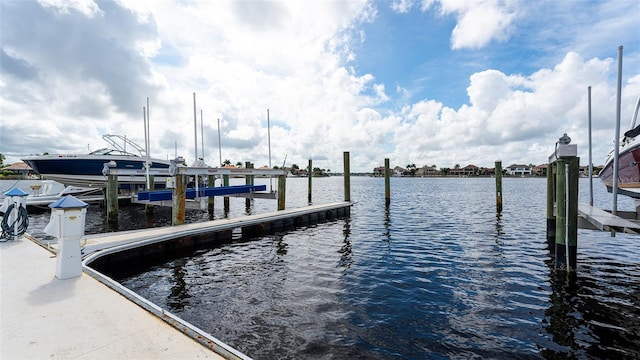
[89,148,137,156]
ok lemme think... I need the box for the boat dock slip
[0,237,225,359]
[578,203,640,234]
[2,201,351,359]
[78,201,352,255]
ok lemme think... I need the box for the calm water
[3,177,640,359]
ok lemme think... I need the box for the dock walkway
[0,236,224,359]
[2,201,352,359]
[578,203,640,234]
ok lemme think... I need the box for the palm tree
[222,159,232,166]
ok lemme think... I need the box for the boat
[599,96,640,198]
[0,180,100,213]
[22,134,171,188]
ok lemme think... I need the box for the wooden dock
[8,201,352,359]
[0,235,229,359]
[77,201,351,255]
[578,203,640,234]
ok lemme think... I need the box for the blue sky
[1,0,639,173]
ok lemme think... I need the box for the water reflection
[494,212,504,245]
[339,218,352,270]
[168,258,190,311]
[543,247,640,358]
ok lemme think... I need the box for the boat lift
[102,160,288,210]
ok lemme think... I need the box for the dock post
[106,174,118,223]
[208,175,215,214]
[546,162,556,245]
[495,161,503,213]
[343,152,350,202]
[553,137,578,272]
[145,175,154,216]
[223,174,230,213]
[277,175,286,210]
[172,174,186,225]
[555,158,567,269]
[384,158,390,206]
[567,156,579,270]
[245,162,253,209]
[308,159,312,204]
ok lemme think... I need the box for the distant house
[393,166,407,176]
[450,165,478,177]
[373,166,385,177]
[506,164,532,176]
[532,164,548,177]
[2,162,33,178]
[416,166,439,177]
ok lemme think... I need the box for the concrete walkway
[0,236,224,360]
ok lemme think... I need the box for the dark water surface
[4,177,640,359]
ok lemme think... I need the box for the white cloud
[37,0,102,17]
[421,0,517,49]
[0,0,638,174]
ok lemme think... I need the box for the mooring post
[553,134,578,272]
[223,174,230,213]
[277,175,286,210]
[106,174,118,223]
[245,161,253,209]
[344,152,351,202]
[567,156,579,270]
[172,174,186,225]
[546,161,556,245]
[495,161,503,213]
[145,175,154,216]
[208,175,215,213]
[384,158,390,206]
[308,159,313,204]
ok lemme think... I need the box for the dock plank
[0,237,225,359]
[578,203,640,234]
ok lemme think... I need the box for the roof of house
[3,162,32,171]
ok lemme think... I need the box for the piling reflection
[543,254,640,358]
[167,258,190,311]
[338,218,352,270]
[383,204,391,243]
[494,212,504,245]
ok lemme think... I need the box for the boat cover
[624,124,640,139]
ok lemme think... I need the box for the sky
[1,0,639,173]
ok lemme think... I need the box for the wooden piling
[554,157,579,271]
[245,162,253,209]
[208,175,215,214]
[172,175,186,226]
[277,175,286,210]
[343,152,350,202]
[308,159,312,204]
[106,174,118,223]
[495,161,503,213]
[384,158,390,206]
[546,162,556,244]
[223,174,230,213]
[145,175,154,216]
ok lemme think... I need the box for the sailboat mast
[193,92,198,163]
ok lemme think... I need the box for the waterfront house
[393,166,407,176]
[506,164,532,176]
[2,161,33,178]
[532,164,548,177]
[450,164,479,177]
[416,166,439,177]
